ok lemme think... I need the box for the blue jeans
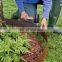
[12,4,37,19]
[24,4,37,17]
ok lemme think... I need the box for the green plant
[0,27,30,62]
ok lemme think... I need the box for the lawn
[2,0,62,62]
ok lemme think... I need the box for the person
[15,0,52,30]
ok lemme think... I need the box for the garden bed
[0,19,48,62]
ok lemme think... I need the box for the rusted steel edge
[3,19,22,27]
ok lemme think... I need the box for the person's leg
[12,4,37,19]
[48,0,61,28]
[24,3,37,17]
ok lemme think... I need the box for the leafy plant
[0,27,30,62]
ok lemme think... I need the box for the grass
[2,0,62,62]
[44,33,62,62]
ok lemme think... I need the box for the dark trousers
[48,0,61,27]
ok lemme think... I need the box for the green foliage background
[2,0,62,62]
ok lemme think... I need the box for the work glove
[40,18,47,31]
[20,11,33,20]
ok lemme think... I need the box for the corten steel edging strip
[4,19,37,27]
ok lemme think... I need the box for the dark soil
[22,35,48,62]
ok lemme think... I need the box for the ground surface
[2,0,62,62]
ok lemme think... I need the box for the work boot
[52,26,62,34]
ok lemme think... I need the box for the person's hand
[40,18,47,31]
[21,11,33,20]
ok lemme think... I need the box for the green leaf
[20,47,29,53]
[4,56,11,62]
[13,54,20,62]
